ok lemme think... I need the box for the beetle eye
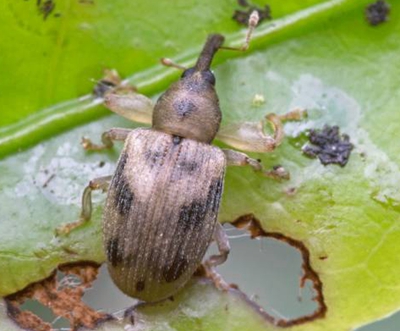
[202,70,215,85]
[181,68,196,79]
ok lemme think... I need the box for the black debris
[303,125,353,167]
[238,0,249,7]
[233,1,272,26]
[38,0,55,20]
[365,0,390,26]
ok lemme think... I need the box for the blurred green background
[1,0,400,330]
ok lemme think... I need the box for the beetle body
[57,11,300,303]
[103,128,225,301]
[103,35,227,302]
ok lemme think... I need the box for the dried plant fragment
[365,0,390,26]
[37,0,55,20]
[303,125,353,167]
[5,262,112,331]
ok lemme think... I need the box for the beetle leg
[94,68,153,124]
[223,149,290,180]
[81,128,132,151]
[55,175,112,236]
[204,223,231,291]
[104,92,153,125]
[217,108,306,153]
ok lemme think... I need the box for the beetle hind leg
[55,175,112,236]
[223,149,290,181]
[81,128,132,151]
[204,223,231,291]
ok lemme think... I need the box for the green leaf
[1,0,399,330]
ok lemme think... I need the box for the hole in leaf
[20,299,69,329]
[355,309,400,331]
[222,214,327,326]
[213,227,318,320]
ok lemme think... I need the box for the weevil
[58,11,305,302]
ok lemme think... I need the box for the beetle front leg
[81,128,132,151]
[204,223,231,291]
[94,69,153,124]
[104,92,154,125]
[217,108,306,153]
[223,149,290,180]
[55,175,112,236]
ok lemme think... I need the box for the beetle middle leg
[204,223,231,291]
[223,149,290,180]
[55,175,112,235]
[217,108,306,154]
[81,128,132,151]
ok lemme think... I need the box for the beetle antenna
[160,58,187,70]
[220,10,259,51]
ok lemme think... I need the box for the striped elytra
[103,128,225,302]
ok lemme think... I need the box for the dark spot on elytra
[178,200,207,233]
[115,152,128,177]
[173,98,197,118]
[206,177,224,213]
[144,149,165,168]
[163,255,189,283]
[115,176,135,216]
[178,159,199,173]
[113,152,134,216]
[135,281,145,292]
[106,237,123,267]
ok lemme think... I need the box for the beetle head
[152,34,225,144]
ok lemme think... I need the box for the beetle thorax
[152,69,221,144]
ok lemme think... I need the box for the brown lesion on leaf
[230,214,327,327]
[5,261,113,331]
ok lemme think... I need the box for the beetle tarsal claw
[204,265,231,291]
[81,137,96,150]
[54,218,85,236]
[81,137,110,151]
[81,137,101,150]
